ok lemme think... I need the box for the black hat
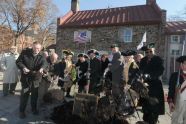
[84,54,89,59]
[141,43,155,51]
[78,53,88,58]
[121,50,137,56]
[87,49,99,55]
[77,53,84,57]
[110,44,119,48]
[63,50,74,56]
[176,56,186,63]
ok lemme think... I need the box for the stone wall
[56,24,164,58]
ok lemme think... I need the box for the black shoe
[19,112,26,119]
[32,109,39,115]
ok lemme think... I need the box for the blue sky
[53,0,186,18]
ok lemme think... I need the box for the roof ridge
[76,4,147,12]
[167,21,186,23]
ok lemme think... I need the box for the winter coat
[16,48,47,88]
[90,57,101,84]
[76,60,88,86]
[139,55,165,115]
[109,51,124,84]
[1,52,19,83]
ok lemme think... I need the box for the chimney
[161,9,167,26]
[146,0,156,5]
[71,0,79,12]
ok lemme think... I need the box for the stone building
[165,21,186,80]
[56,0,172,80]
[56,0,166,59]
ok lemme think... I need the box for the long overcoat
[139,55,165,115]
[16,48,47,89]
[1,53,19,83]
[109,52,124,84]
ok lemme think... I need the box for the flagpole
[84,42,87,53]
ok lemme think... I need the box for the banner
[137,32,146,50]
[74,30,91,43]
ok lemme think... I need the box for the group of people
[1,41,186,124]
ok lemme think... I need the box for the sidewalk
[0,82,56,124]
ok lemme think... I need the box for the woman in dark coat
[139,43,165,124]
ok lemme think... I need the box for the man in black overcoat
[16,42,47,118]
[139,43,165,124]
[75,53,88,93]
[87,49,101,94]
[108,44,124,111]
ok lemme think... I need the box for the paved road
[0,72,171,124]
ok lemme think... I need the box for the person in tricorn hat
[168,55,186,124]
[121,50,139,113]
[57,50,76,98]
[139,42,165,124]
[121,50,139,85]
[108,44,124,112]
[87,49,101,94]
[75,53,88,93]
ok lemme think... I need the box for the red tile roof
[165,21,186,35]
[58,4,162,28]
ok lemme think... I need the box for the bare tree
[33,0,58,48]
[168,5,186,21]
[0,0,56,46]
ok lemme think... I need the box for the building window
[123,28,132,43]
[171,35,180,43]
[171,50,180,55]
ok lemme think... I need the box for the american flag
[74,31,91,43]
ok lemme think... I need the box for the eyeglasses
[145,51,152,54]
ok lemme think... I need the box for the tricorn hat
[78,53,89,58]
[62,50,74,56]
[121,50,137,56]
[110,44,119,48]
[141,42,155,51]
[176,55,186,63]
[87,49,99,55]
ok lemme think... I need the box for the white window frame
[171,35,180,43]
[171,49,180,55]
[123,28,133,43]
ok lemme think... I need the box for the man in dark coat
[16,42,47,118]
[108,44,124,112]
[75,53,88,93]
[139,43,165,124]
[168,56,186,124]
[87,49,101,94]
